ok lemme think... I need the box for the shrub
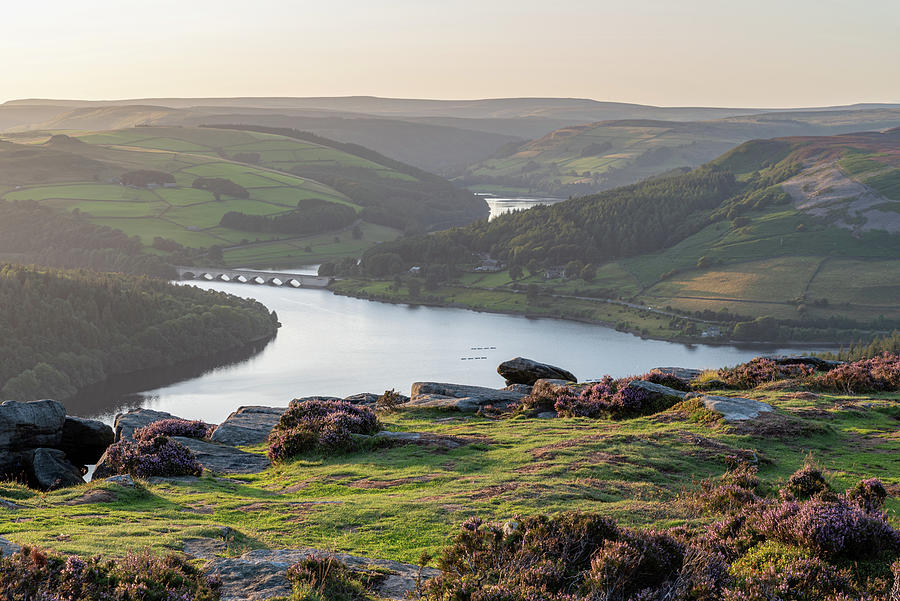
[811,353,900,394]
[268,399,380,461]
[101,436,203,478]
[718,358,815,389]
[287,556,377,601]
[554,376,680,419]
[642,369,692,391]
[375,388,405,413]
[847,478,888,514]
[134,418,214,441]
[783,463,831,501]
[0,546,220,600]
[724,556,860,601]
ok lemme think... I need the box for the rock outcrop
[498,357,577,386]
[627,380,688,400]
[403,382,526,412]
[0,537,20,557]
[210,406,284,447]
[651,367,704,382]
[169,436,270,474]
[0,399,113,490]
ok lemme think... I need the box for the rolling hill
[460,109,900,196]
[353,128,900,341]
[0,126,486,269]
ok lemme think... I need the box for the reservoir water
[483,196,564,220]
[66,281,835,424]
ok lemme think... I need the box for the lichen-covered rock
[498,357,577,386]
[0,537,20,557]
[763,355,844,371]
[60,416,114,464]
[169,436,270,474]
[701,395,774,422]
[627,380,688,400]
[210,406,284,447]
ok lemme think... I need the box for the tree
[580,264,596,282]
[407,279,422,298]
[352,225,363,240]
[509,264,523,280]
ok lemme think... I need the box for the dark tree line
[219,198,356,235]
[121,170,174,187]
[0,265,280,401]
[0,200,176,278]
[192,177,249,200]
[360,167,741,274]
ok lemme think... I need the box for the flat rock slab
[0,537,20,557]
[404,382,526,412]
[210,406,285,447]
[702,395,774,422]
[169,437,270,474]
[763,355,844,370]
[201,545,439,601]
[114,408,178,441]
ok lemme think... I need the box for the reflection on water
[483,197,565,220]
[63,281,836,425]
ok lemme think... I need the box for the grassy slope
[0,128,404,264]
[463,109,900,196]
[1,387,897,566]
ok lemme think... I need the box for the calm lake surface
[484,197,564,220]
[66,280,834,424]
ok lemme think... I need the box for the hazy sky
[3,0,898,107]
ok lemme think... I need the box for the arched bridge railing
[174,267,331,288]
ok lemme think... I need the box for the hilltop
[0,126,485,269]
[460,109,900,196]
[336,129,900,343]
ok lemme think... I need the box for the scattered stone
[652,367,704,382]
[210,406,284,447]
[403,382,526,412]
[497,357,577,386]
[60,416,114,465]
[0,537,20,557]
[28,448,84,491]
[200,545,439,601]
[701,395,774,422]
[114,408,177,442]
[536,411,557,419]
[0,499,24,510]
[763,355,844,371]
[627,380,688,400]
[105,474,135,487]
[169,437,270,474]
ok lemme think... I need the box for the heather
[100,436,203,479]
[551,373,684,419]
[422,465,900,601]
[133,419,214,442]
[267,399,381,461]
[0,546,220,600]
[711,354,900,394]
[286,556,380,601]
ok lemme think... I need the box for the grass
[1,387,898,565]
